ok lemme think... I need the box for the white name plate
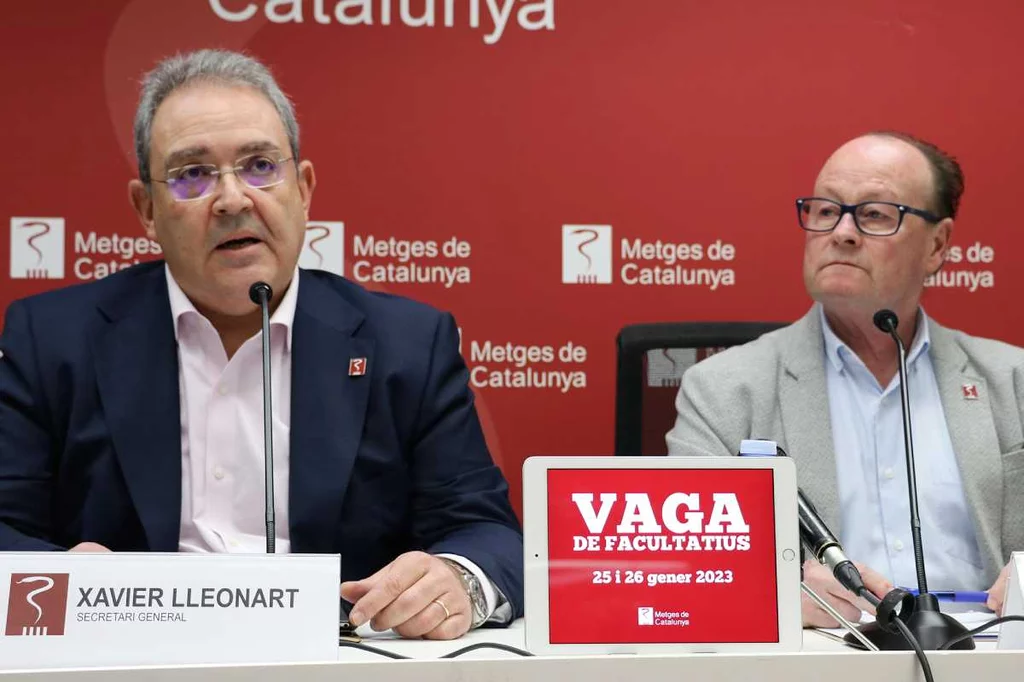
[998,552,1024,650]
[0,552,340,669]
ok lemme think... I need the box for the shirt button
[228,539,240,549]
[893,539,904,551]
[883,467,895,480]
[213,468,225,481]
[217,385,228,396]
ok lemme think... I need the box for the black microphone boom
[249,281,276,554]
[796,489,868,597]
[872,309,927,593]
[846,308,973,650]
[761,443,875,600]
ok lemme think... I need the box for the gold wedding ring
[433,598,451,620]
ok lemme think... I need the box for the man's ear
[296,160,316,219]
[129,179,157,241]
[926,217,954,276]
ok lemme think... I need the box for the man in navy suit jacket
[0,49,522,640]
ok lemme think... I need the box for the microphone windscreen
[873,309,898,333]
[249,281,273,306]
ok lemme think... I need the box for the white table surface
[0,619,1014,681]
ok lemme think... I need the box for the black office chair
[614,321,787,456]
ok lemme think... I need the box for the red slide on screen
[546,468,779,644]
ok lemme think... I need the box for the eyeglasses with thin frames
[795,197,943,236]
[152,154,294,202]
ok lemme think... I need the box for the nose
[831,212,861,246]
[211,172,254,216]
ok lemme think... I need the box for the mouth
[215,236,263,251]
[823,261,861,270]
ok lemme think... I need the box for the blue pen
[900,587,989,603]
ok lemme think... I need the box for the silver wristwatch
[440,558,488,628]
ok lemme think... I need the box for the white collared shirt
[170,266,296,554]
[167,266,509,623]
[821,306,986,590]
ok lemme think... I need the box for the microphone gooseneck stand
[845,310,972,650]
[249,281,276,555]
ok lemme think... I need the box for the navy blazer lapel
[288,270,374,553]
[93,265,182,551]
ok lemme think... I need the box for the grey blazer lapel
[778,306,842,534]
[928,319,1004,578]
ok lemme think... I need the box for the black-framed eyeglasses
[152,154,294,202]
[795,197,943,237]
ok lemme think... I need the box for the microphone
[872,309,927,594]
[741,441,872,598]
[795,493,883,652]
[797,488,870,598]
[249,281,276,554]
[847,308,972,650]
[744,441,925,646]
[872,309,899,336]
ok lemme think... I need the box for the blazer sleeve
[666,361,742,458]
[0,300,64,550]
[407,312,524,620]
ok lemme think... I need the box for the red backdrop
[2,0,1020,516]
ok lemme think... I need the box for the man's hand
[68,542,111,552]
[986,561,1013,615]
[802,559,892,628]
[340,551,472,640]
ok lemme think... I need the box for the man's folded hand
[340,551,472,640]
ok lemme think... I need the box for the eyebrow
[164,146,210,170]
[236,140,284,157]
[163,141,285,170]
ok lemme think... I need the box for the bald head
[815,135,937,215]
[827,132,963,219]
[801,133,956,325]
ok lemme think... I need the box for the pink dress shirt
[166,267,507,623]
[169,266,296,554]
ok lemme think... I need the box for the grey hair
[133,49,300,184]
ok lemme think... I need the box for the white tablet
[523,455,801,655]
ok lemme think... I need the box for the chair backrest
[614,321,787,456]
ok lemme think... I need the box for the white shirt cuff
[436,553,512,626]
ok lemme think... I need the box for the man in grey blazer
[667,132,1024,627]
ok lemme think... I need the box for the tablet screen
[546,467,779,644]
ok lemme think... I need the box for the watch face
[465,579,486,622]
[469,582,485,609]
[441,559,487,623]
